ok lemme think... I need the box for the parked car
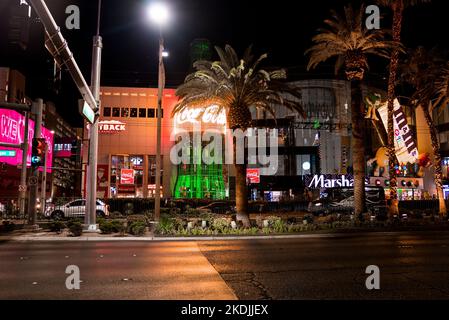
[308,186,387,219]
[197,201,236,214]
[45,199,109,219]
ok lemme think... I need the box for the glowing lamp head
[147,2,170,26]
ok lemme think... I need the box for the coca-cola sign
[174,105,226,126]
[246,168,260,184]
[120,169,134,185]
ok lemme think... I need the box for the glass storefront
[173,137,226,200]
[110,155,144,198]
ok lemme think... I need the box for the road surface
[1,231,449,299]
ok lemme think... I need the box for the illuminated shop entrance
[173,105,228,200]
[174,139,226,200]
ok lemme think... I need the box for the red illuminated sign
[120,169,134,185]
[246,168,260,184]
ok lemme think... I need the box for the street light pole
[85,0,103,231]
[19,111,29,216]
[154,28,165,222]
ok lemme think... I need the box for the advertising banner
[246,168,260,184]
[97,164,109,198]
[120,168,134,185]
[378,99,419,164]
[0,109,54,172]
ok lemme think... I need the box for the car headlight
[315,203,322,207]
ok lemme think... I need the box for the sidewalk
[2,225,449,242]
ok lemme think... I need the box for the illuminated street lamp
[147,2,170,222]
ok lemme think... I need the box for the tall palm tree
[173,45,305,227]
[376,0,431,217]
[404,50,449,217]
[306,4,401,217]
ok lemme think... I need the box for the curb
[1,230,434,242]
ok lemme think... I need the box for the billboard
[54,137,75,158]
[0,109,53,172]
[378,99,419,164]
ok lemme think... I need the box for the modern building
[81,87,178,199]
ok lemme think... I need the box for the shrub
[155,215,176,235]
[49,221,66,233]
[128,221,147,236]
[212,217,229,233]
[99,219,125,234]
[272,219,286,233]
[69,222,83,237]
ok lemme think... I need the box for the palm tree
[376,0,431,217]
[306,4,401,217]
[173,45,305,227]
[403,49,449,216]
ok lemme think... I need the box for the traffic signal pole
[19,111,29,216]
[40,143,48,217]
[27,99,43,228]
[85,0,102,232]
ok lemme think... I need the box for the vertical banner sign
[378,99,419,164]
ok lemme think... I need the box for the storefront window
[148,155,163,198]
[110,155,144,198]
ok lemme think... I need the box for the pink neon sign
[0,109,54,172]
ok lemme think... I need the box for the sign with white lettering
[305,174,355,189]
[378,99,419,164]
[174,105,226,126]
[246,168,260,184]
[98,120,126,134]
[120,169,134,185]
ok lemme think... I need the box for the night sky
[0,0,448,128]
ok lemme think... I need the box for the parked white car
[45,199,109,219]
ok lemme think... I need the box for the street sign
[0,150,17,157]
[29,176,38,186]
[79,99,96,124]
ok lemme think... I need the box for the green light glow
[174,141,225,200]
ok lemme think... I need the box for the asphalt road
[1,231,449,300]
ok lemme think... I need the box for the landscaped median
[2,211,448,240]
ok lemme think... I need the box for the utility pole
[154,29,165,222]
[19,111,29,216]
[27,99,43,228]
[40,143,48,216]
[85,0,102,231]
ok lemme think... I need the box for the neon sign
[175,105,226,126]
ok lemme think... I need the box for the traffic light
[31,138,46,168]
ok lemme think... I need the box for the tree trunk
[234,163,250,227]
[350,80,367,216]
[422,106,447,217]
[386,1,404,218]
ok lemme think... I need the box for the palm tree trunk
[386,0,404,218]
[422,106,447,217]
[234,163,250,227]
[351,80,367,216]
